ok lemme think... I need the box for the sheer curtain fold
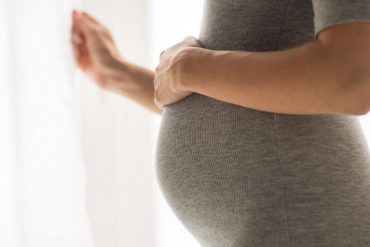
[0,0,93,246]
[0,0,19,245]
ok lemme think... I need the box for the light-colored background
[79,0,203,246]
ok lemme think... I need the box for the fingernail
[73,10,77,16]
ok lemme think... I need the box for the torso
[155,1,370,246]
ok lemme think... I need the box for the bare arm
[71,10,163,116]
[105,59,163,115]
[122,63,163,115]
[176,22,370,116]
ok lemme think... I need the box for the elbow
[353,87,370,116]
[354,103,370,116]
[316,26,370,116]
[349,70,370,116]
[335,100,369,117]
[338,74,370,116]
[350,104,370,116]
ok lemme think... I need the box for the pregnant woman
[71,1,370,246]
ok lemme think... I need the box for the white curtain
[0,0,93,246]
[0,0,203,245]
[0,0,159,246]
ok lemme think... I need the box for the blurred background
[0,0,369,247]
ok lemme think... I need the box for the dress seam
[273,113,292,246]
[276,0,293,50]
[273,0,293,242]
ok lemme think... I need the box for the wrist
[99,56,128,86]
[105,58,156,99]
[99,57,147,96]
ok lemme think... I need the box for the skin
[71,10,162,115]
[153,37,202,109]
[71,10,370,116]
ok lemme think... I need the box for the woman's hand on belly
[153,36,203,109]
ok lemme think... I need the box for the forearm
[180,39,367,116]
[107,60,163,116]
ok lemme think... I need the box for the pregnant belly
[155,93,279,187]
[154,92,286,244]
[154,91,279,193]
[154,92,370,245]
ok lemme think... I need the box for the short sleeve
[312,0,370,39]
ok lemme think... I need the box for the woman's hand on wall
[153,36,203,109]
[71,10,126,90]
[71,10,164,115]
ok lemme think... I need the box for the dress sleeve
[312,0,370,39]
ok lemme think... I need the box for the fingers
[71,13,85,50]
[71,11,95,58]
[160,49,166,57]
[71,33,84,68]
[71,21,84,45]
[76,13,96,34]
[71,33,83,45]
[71,13,82,65]
[183,36,197,42]
[71,11,92,69]
[74,10,102,31]
[72,10,101,39]
[158,36,201,60]
[183,36,202,47]
[81,11,100,26]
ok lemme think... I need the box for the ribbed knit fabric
[154,1,370,246]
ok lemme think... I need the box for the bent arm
[108,60,163,116]
[178,22,370,116]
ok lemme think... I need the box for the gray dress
[155,1,370,246]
